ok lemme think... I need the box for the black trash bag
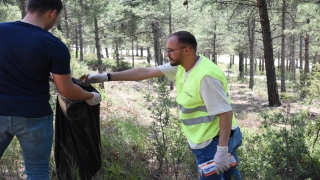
[54,78,101,180]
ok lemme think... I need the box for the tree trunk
[257,0,281,106]
[169,1,174,90]
[213,23,217,64]
[280,0,286,92]
[115,40,120,67]
[300,34,303,70]
[93,17,103,84]
[63,2,70,39]
[239,52,244,79]
[212,22,218,64]
[75,28,78,59]
[314,51,318,64]
[105,48,109,58]
[278,52,280,71]
[132,36,135,68]
[304,33,309,73]
[140,47,143,57]
[229,55,232,68]
[17,0,26,18]
[147,47,151,64]
[249,18,255,89]
[78,16,84,62]
[291,35,296,80]
[262,56,265,72]
[151,21,161,66]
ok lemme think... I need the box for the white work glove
[79,73,110,87]
[85,92,102,106]
[88,73,109,83]
[214,146,230,175]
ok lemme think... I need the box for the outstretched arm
[85,67,165,85]
[110,67,164,81]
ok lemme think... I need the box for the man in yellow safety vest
[88,31,242,180]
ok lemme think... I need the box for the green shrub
[299,63,320,103]
[144,79,197,180]
[239,111,320,179]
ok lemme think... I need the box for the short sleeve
[50,41,71,75]
[157,63,178,81]
[200,76,232,115]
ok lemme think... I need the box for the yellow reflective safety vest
[176,56,237,144]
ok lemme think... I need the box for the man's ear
[48,10,58,19]
[185,46,191,55]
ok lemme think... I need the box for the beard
[170,62,179,66]
[169,57,181,66]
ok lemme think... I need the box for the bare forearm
[58,84,93,100]
[110,67,163,81]
[218,110,233,146]
[53,73,94,100]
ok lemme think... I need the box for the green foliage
[0,5,20,22]
[96,116,152,180]
[0,137,25,179]
[144,79,197,179]
[52,29,71,50]
[239,111,320,179]
[70,57,90,78]
[110,60,132,72]
[81,53,132,72]
[299,63,320,103]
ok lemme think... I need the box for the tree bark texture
[304,33,309,73]
[78,16,84,62]
[300,34,303,70]
[249,18,255,89]
[151,21,162,66]
[140,47,143,57]
[257,0,281,106]
[213,23,217,64]
[17,0,26,18]
[131,36,135,68]
[314,51,318,64]
[115,41,120,67]
[105,48,109,58]
[147,47,151,64]
[63,2,70,39]
[75,28,78,59]
[93,16,104,87]
[280,0,286,92]
[239,52,244,78]
[291,35,296,80]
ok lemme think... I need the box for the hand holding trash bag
[85,92,102,106]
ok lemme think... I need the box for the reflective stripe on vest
[179,105,207,113]
[181,114,217,126]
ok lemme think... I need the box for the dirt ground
[228,82,320,129]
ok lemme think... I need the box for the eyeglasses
[165,47,187,54]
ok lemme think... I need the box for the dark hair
[169,31,197,51]
[27,0,63,14]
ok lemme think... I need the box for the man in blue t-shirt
[0,0,101,179]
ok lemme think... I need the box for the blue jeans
[0,115,53,180]
[192,127,243,180]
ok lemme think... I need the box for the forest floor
[100,79,320,131]
[105,56,320,129]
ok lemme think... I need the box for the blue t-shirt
[0,21,71,118]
